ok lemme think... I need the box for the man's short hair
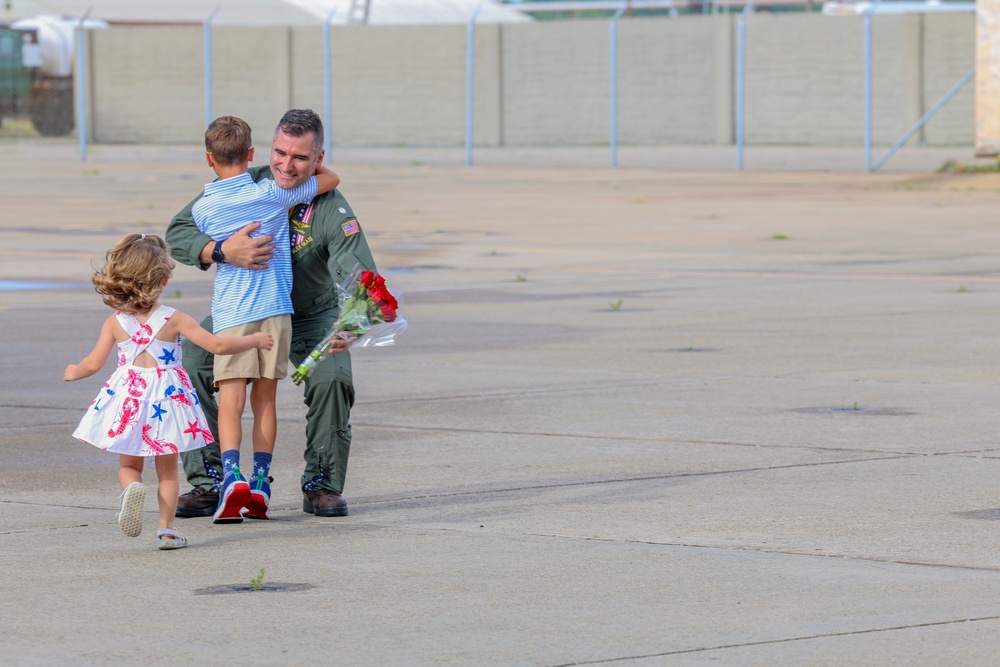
[275,109,323,154]
[205,115,252,165]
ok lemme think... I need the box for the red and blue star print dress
[73,305,214,456]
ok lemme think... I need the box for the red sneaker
[213,467,250,524]
[244,475,272,520]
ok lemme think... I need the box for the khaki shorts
[213,315,291,384]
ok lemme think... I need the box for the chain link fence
[0,11,978,164]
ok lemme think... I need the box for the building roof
[0,0,531,26]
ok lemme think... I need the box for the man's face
[270,130,324,189]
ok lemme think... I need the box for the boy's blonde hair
[92,234,175,314]
[205,115,252,165]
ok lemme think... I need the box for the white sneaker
[117,482,146,537]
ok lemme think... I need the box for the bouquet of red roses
[291,265,407,385]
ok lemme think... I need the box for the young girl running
[65,234,273,550]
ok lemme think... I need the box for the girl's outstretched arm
[170,311,273,355]
[64,315,118,381]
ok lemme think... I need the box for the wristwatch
[211,240,225,264]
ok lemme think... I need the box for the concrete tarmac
[3,140,1000,665]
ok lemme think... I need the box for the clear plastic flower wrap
[291,264,407,385]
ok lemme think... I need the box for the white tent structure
[287,0,531,24]
[0,0,530,26]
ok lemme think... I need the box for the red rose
[359,271,375,288]
[382,288,399,310]
[378,302,397,322]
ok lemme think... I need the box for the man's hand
[326,336,351,355]
[223,222,275,270]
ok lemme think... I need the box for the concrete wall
[332,25,465,146]
[86,13,975,148]
[745,15,870,145]
[924,13,975,147]
[211,27,294,144]
[619,16,729,146]
[500,20,609,146]
[287,23,503,148]
[90,27,204,143]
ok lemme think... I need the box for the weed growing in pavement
[610,299,623,311]
[250,567,265,591]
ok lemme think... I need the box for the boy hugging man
[193,115,340,523]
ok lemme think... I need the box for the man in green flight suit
[165,109,376,518]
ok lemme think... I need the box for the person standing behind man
[166,109,377,519]
[193,115,341,523]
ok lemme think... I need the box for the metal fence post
[323,8,336,163]
[610,4,627,168]
[76,12,90,162]
[863,9,872,171]
[862,0,881,172]
[736,0,753,171]
[466,3,483,167]
[204,6,220,130]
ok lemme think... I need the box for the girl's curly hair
[92,234,175,313]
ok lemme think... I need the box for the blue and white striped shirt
[192,172,318,333]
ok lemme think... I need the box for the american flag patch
[341,220,359,237]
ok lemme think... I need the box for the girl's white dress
[73,305,214,456]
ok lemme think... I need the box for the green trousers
[180,306,356,495]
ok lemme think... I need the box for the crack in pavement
[0,455,914,520]
[7,413,978,459]
[350,422,958,457]
[350,454,914,506]
[545,615,1000,666]
[0,522,92,536]
[523,532,1000,573]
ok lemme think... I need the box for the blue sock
[222,450,241,479]
[253,452,273,480]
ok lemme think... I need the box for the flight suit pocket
[333,251,369,285]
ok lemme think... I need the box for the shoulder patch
[342,220,360,237]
